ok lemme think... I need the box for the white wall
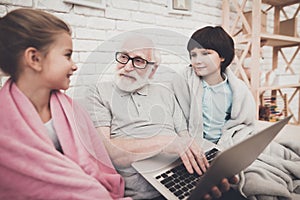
[0,0,224,96]
[0,0,299,100]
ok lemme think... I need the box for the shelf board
[259,83,300,92]
[261,33,300,47]
[235,33,300,47]
[262,0,299,7]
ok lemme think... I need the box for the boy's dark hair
[187,26,235,73]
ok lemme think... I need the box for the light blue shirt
[202,74,232,143]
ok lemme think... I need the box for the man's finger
[196,152,209,172]
[180,153,193,174]
[186,149,203,175]
[189,143,209,172]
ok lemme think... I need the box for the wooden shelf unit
[222,0,300,124]
[235,33,300,47]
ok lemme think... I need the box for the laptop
[132,115,292,200]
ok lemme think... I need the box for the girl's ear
[220,57,225,62]
[24,47,43,72]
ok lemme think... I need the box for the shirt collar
[115,83,149,97]
[136,85,148,96]
[202,73,228,89]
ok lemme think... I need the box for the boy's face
[189,47,224,82]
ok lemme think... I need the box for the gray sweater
[172,66,256,149]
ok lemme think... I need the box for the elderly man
[84,34,237,200]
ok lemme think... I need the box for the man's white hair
[120,34,161,67]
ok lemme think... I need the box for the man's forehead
[120,35,155,52]
[120,48,152,57]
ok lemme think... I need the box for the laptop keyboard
[155,148,220,200]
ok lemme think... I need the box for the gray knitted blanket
[238,140,300,200]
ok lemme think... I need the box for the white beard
[114,67,152,93]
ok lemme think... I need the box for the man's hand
[202,176,239,200]
[162,134,209,175]
[180,140,209,175]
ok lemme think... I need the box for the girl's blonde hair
[0,8,71,80]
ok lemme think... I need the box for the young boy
[172,26,256,200]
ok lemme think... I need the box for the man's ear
[149,64,158,79]
[24,47,42,72]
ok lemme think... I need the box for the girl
[0,8,130,200]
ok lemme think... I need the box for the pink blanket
[0,80,130,199]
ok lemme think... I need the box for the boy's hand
[202,176,239,200]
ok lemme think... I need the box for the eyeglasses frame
[115,52,155,69]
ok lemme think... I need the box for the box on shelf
[272,73,299,86]
[243,10,267,34]
[279,17,298,37]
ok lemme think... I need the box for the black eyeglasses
[115,52,155,69]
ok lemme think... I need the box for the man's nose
[123,60,135,71]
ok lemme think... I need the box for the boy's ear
[24,47,42,72]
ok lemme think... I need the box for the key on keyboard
[155,148,220,200]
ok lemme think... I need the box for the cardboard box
[272,74,299,86]
[243,10,267,34]
[279,17,298,37]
